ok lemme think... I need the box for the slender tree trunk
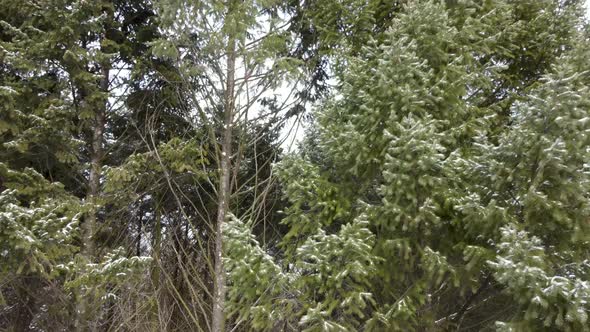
[83,64,109,257]
[152,203,162,289]
[212,4,237,329]
[76,62,109,332]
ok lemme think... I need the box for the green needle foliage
[224,1,590,331]
[2,0,590,331]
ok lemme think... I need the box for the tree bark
[83,64,109,257]
[152,202,162,289]
[212,4,237,329]
[77,55,110,332]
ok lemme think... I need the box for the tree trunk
[152,203,162,289]
[76,61,109,332]
[211,5,237,329]
[83,64,109,257]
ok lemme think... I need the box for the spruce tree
[2,0,589,330]
[224,1,590,330]
[1,0,158,329]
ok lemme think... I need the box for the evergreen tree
[224,1,590,330]
[1,0,159,329]
[2,0,590,330]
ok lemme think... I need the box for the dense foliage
[1,0,589,331]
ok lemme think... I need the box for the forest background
[1,0,590,331]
